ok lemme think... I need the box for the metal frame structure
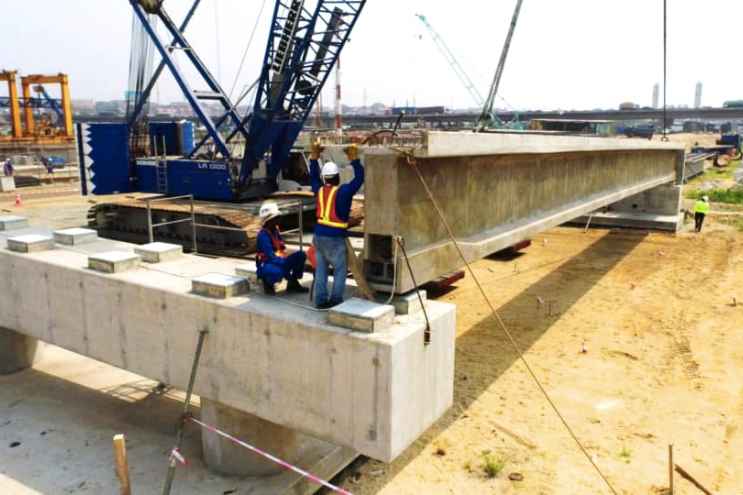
[21,74,74,140]
[0,71,74,143]
[143,194,305,255]
[239,0,366,186]
[415,14,485,108]
[126,0,366,198]
[129,0,247,160]
[477,0,524,130]
[0,70,23,139]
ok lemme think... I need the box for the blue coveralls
[310,158,364,306]
[256,226,307,286]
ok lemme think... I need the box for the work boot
[262,279,276,295]
[316,301,335,310]
[287,279,309,294]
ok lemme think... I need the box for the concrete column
[0,327,38,374]
[200,399,309,477]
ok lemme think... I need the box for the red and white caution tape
[188,417,354,495]
[170,447,187,466]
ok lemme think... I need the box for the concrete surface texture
[53,227,98,245]
[200,398,355,479]
[0,223,456,463]
[0,345,354,494]
[364,132,685,293]
[0,327,38,374]
[575,183,684,232]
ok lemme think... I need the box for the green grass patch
[687,186,743,204]
[618,446,632,464]
[687,159,740,185]
[718,215,743,232]
[481,451,506,478]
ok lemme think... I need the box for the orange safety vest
[316,185,349,229]
[256,227,287,264]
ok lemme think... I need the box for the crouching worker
[256,201,308,295]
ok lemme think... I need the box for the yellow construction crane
[0,71,74,143]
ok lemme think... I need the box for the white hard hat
[703,195,709,202]
[321,161,339,177]
[259,201,281,223]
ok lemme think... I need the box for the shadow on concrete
[0,366,255,495]
[334,230,648,492]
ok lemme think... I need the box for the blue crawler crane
[79,0,366,254]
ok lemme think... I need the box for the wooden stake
[113,434,132,495]
[675,464,714,495]
[668,444,674,495]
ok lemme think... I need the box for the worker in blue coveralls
[3,158,13,177]
[309,141,364,309]
[255,201,308,295]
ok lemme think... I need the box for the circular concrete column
[0,327,38,374]
[200,399,306,477]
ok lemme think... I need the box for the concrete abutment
[0,327,38,374]
[201,399,307,477]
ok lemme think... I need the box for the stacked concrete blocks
[53,227,98,245]
[192,273,250,299]
[88,251,141,274]
[0,215,28,231]
[328,298,395,333]
[7,234,55,253]
[134,242,183,263]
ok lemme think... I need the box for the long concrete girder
[363,132,685,293]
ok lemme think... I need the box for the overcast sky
[2,1,742,110]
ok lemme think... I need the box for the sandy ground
[2,184,743,494]
[345,220,743,494]
[652,132,720,152]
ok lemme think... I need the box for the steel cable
[399,150,620,495]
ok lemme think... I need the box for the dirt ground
[652,132,720,152]
[2,184,743,494]
[345,220,743,494]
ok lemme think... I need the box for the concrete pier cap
[0,226,457,473]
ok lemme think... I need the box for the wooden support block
[345,238,374,301]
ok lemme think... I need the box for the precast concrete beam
[363,131,685,293]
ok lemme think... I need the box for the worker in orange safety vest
[309,141,364,309]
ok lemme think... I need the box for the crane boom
[415,13,484,108]
[478,0,523,130]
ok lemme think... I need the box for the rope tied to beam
[397,149,620,495]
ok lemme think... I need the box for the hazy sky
[2,1,742,110]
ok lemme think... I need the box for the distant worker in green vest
[693,195,710,232]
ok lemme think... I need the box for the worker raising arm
[309,142,364,309]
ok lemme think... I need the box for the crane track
[88,195,364,258]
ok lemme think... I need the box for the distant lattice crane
[478,0,524,130]
[415,13,485,108]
